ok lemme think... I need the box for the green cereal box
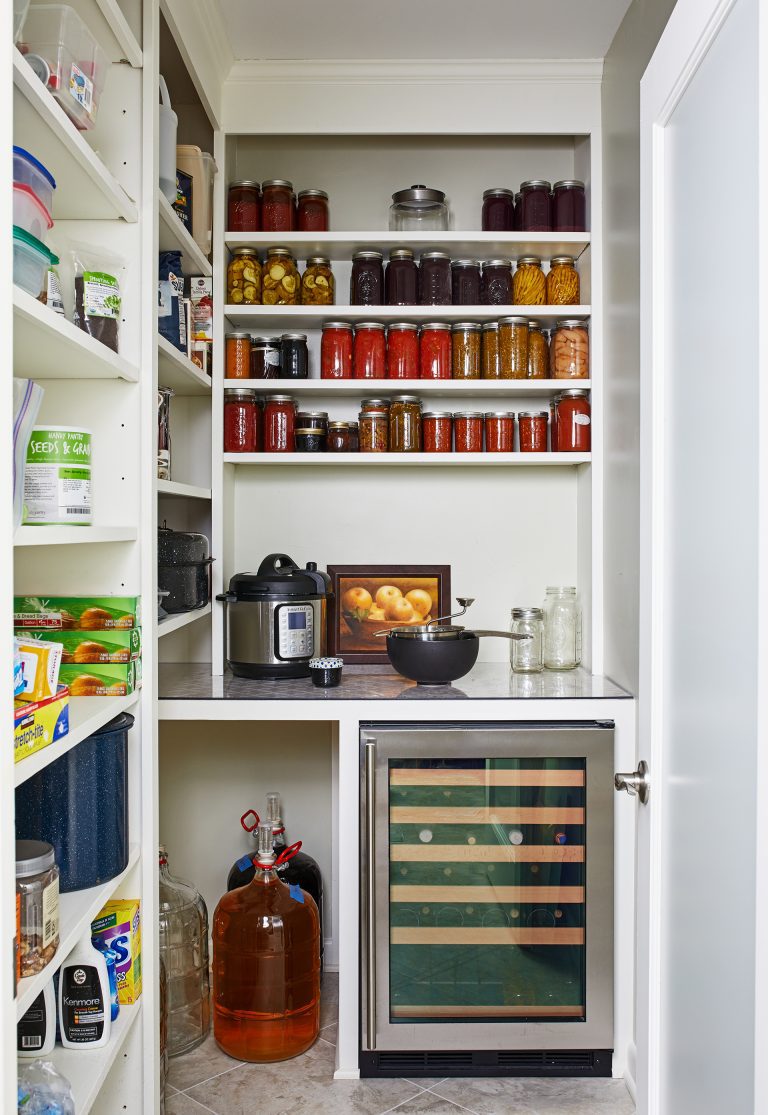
[91,900,142,1004]
[14,596,141,630]
[58,661,139,697]
[14,628,142,664]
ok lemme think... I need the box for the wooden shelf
[225,304,591,330]
[51,1003,142,1115]
[158,191,212,276]
[13,50,137,222]
[14,525,138,547]
[156,479,212,500]
[158,603,212,637]
[224,452,590,467]
[224,231,591,260]
[223,377,590,398]
[158,335,212,395]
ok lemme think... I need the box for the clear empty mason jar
[543,586,582,670]
[510,607,544,673]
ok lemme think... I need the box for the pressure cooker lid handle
[257,553,299,576]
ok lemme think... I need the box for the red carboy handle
[240,809,260,833]
[275,840,302,866]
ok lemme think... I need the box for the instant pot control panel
[275,603,314,659]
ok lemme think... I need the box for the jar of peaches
[551,319,589,379]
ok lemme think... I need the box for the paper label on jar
[266,349,281,368]
[42,876,59,949]
[69,63,94,116]
[83,272,120,319]
[574,414,591,425]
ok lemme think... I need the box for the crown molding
[225,58,604,86]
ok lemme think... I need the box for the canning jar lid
[520,179,552,190]
[388,321,418,331]
[452,258,480,267]
[356,321,386,330]
[451,322,481,331]
[391,395,421,403]
[454,411,484,418]
[519,410,549,418]
[251,335,277,344]
[225,331,251,340]
[297,411,329,419]
[557,318,589,329]
[483,187,514,198]
[484,258,512,267]
[362,397,390,406]
[230,179,260,189]
[295,428,326,436]
[392,185,446,205]
[516,255,542,266]
[353,250,383,260]
[323,321,353,330]
[422,411,452,418]
[266,247,294,258]
[232,246,258,257]
[421,251,450,260]
[224,387,258,398]
[306,256,331,267]
[499,316,530,325]
[553,179,585,190]
[267,394,296,403]
[389,248,414,259]
[298,188,328,199]
[361,408,389,417]
[421,322,451,331]
[546,585,577,593]
[550,255,575,266]
[281,333,307,341]
[485,411,515,418]
[556,389,590,399]
[511,606,544,619]
[481,322,500,331]
[16,840,55,877]
[262,179,293,189]
[329,421,350,429]
[528,320,543,330]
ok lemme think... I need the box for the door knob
[614,760,650,804]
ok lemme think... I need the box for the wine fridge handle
[365,737,377,1050]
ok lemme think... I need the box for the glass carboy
[542,586,582,670]
[158,846,211,1057]
[510,607,544,673]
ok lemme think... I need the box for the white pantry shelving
[224,231,591,259]
[51,1002,143,1115]
[158,190,212,276]
[158,603,212,637]
[158,334,212,395]
[224,451,590,467]
[225,303,592,330]
[14,526,139,547]
[222,377,590,398]
[156,479,212,500]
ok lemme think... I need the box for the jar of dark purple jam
[418,251,451,306]
[513,192,522,230]
[480,259,513,306]
[519,180,552,232]
[553,180,586,232]
[452,259,481,305]
[482,188,515,231]
[385,248,418,305]
[350,251,384,306]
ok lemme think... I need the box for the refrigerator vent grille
[363,1050,612,1077]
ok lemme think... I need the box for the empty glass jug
[158,846,211,1057]
[389,185,449,231]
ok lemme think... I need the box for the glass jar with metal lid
[250,336,281,379]
[264,395,296,452]
[280,334,308,379]
[296,411,329,433]
[551,319,589,379]
[321,322,353,379]
[226,332,252,379]
[227,248,262,305]
[16,839,59,978]
[351,251,384,306]
[512,256,546,305]
[385,248,418,306]
[420,323,451,379]
[481,322,501,378]
[262,179,294,231]
[301,257,334,305]
[452,259,481,305]
[359,408,389,452]
[390,395,422,452]
[263,247,299,305]
[361,397,390,413]
[327,421,352,452]
[354,322,386,378]
[454,412,484,453]
[485,412,515,452]
[419,251,451,306]
[348,421,359,452]
[482,188,515,231]
[527,320,549,379]
[555,389,591,452]
[519,179,552,231]
[552,180,586,232]
[451,322,481,379]
[480,259,513,305]
[224,388,258,452]
[389,185,449,231]
[297,189,329,231]
[546,256,580,305]
[295,427,326,453]
[228,180,260,232]
[387,322,419,379]
[422,412,453,453]
[519,411,548,452]
[510,607,544,672]
[498,316,529,379]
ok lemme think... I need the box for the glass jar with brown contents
[546,255,580,305]
[512,256,546,306]
[262,247,299,305]
[481,322,501,379]
[227,248,262,305]
[359,408,389,452]
[552,319,589,379]
[390,395,422,452]
[451,322,481,379]
[301,256,334,305]
[327,422,351,452]
[527,320,549,379]
[498,317,529,379]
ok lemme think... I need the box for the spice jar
[354,322,387,378]
[510,607,544,673]
[482,188,515,231]
[226,332,251,379]
[420,323,452,379]
[546,256,580,305]
[527,320,549,379]
[261,179,294,231]
[390,395,422,452]
[224,388,258,452]
[250,336,281,379]
[227,248,262,305]
[16,840,59,978]
[264,395,296,452]
[297,189,329,232]
[519,411,548,452]
[301,256,334,305]
[553,179,586,232]
[543,586,582,670]
[482,322,501,379]
[552,319,589,379]
[454,412,484,453]
[327,422,351,452]
[513,256,546,305]
[280,334,308,379]
[555,390,591,452]
[519,180,552,231]
[321,322,353,379]
[359,408,389,452]
[485,412,515,452]
[498,316,529,379]
[228,180,260,232]
[451,323,481,380]
[422,412,452,453]
[387,322,419,379]
[348,422,359,452]
[452,259,481,305]
[419,252,451,306]
[481,259,513,306]
[263,247,299,305]
[351,251,384,306]
[295,428,326,453]
[385,248,418,306]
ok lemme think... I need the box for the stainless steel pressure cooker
[216,553,331,679]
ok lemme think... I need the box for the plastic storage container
[158,77,178,203]
[13,226,58,297]
[176,145,217,256]
[14,0,31,42]
[13,183,53,242]
[159,847,211,1057]
[19,5,108,130]
[13,148,56,216]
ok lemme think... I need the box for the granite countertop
[159,662,632,702]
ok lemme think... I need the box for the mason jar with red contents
[422,412,452,453]
[228,181,260,232]
[518,411,548,453]
[387,323,419,379]
[261,180,294,232]
[420,323,451,379]
[224,389,258,452]
[321,322,353,379]
[484,412,515,452]
[555,390,591,452]
[297,189,329,231]
[454,412,484,453]
[482,188,515,231]
[264,394,296,452]
[353,322,387,379]
[519,180,552,231]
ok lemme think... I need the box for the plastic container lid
[13,181,53,232]
[16,839,55,877]
[13,147,56,189]
[13,225,58,264]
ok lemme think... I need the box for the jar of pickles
[546,256,580,305]
[263,247,299,305]
[420,323,451,379]
[512,256,546,305]
[321,322,353,379]
[553,180,586,232]
[481,259,513,306]
[351,251,384,306]
[498,317,529,379]
[228,181,260,232]
[354,322,386,378]
[451,323,481,379]
[551,319,589,379]
[227,248,262,305]
[262,180,294,232]
[390,395,422,452]
[485,412,515,452]
[297,189,329,231]
[454,412,484,453]
[481,322,501,378]
[224,388,258,452]
[385,249,418,306]
[519,180,552,231]
[452,259,481,305]
[422,412,452,452]
[359,408,389,452]
[419,252,451,306]
[527,320,549,379]
[387,322,419,379]
[264,395,296,452]
[301,257,334,305]
[482,188,515,231]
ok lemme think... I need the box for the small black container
[280,333,308,378]
[158,526,213,613]
[309,657,343,687]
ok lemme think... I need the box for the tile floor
[166,974,635,1115]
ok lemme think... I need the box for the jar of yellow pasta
[551,319,589,379]
[512,256,546,305]
[227,248,262,305]
[301,256,335,305]
[263,247,300,305]
[546,255,580,305]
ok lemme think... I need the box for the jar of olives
[262,247,299,305]
[227,248,262,305]
[301,256,334,305]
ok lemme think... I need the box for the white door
[636,0,766,1111]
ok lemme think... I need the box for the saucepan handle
[471,630,532,640]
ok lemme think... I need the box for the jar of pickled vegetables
[263,248,299,305]
[551,319,589,379]
[301,256,334,305]
[498,317,529,379]
[527,320,549,379]
[451,322,481,380]
[227,248,262,305]
[481,322,500,379]
[419,323,451,379]
[359,408,389,452]
[481,259,513,306]
[512,256,546,305]
[546,256,580,305]
[390,395,422,452]
[321,322,353,379]
[354,322,386,379]
[387,322,419,379]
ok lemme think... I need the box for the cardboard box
[189,277,213,341]
[14,628,141,664]
[14,685,70,764]
[14,596,141,630]
[190,340,211,376]
[91,900,142,1005]
[58,661,138,697]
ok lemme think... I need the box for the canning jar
[513,256,546,305]
[226,333,251,379]
[543,586,582,670]
[351,251,384,306]
[390,185,449,231]
[280,334,308,379]
[321,322,353,379]
[385,248,418,305]
[498,317,529,379]
[513,192,522,230]
[227,248,262,305]
[354,322,387,378]
[264,395,296,452]
[297,189,329,231]
[295,411,328,434]
[510,607,544,673]
[485,412,515,452]
[451,322,481,379]
[481,322,501,378]
[454,412,484,453]
[422,412,452,453]
[420,323,452,379]
[263,247,299,305]
[527,320,549,379]
[452,259,481,305]
[261,180,294,231]
[327,422,351,452]
[481,259,513,305]
[16,841,59,978]
[519,179,552,231]
[553,179,586,232]
[546,256,580,305]
[552,319,589,379]
[295,428,326,453]
[359,408,389,452]
[224,389,258,452]
[482,188,515,231]
[361,397,390,413]
[251,336,281,379]
[348,422,359,451]
[555,390,591,452]
[519,411,548,452]
[228,180,260,232]
[390,395,422,452]
[387,322,419,379]
[301,257,334,305]
[419,252,451,306]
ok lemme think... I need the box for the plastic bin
[13,147,56,216]
[13,183,53,242]
[13,227,58,297]
[18,5,107,130]
[176,145,217,256]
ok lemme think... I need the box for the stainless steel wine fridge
[360,722,614,1078]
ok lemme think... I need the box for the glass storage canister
[350,251,384,306]
[301,257,334,305]
[159,847,211,1057]
[390,184,449,232]
[419,251,452,306]
[552,318,589,379]
[387,322,419,379]
[226,332,251,379]
[359,408,389,452]
[297,189,329,232]
[16,840,59,978]
[451,322,481,379]
[157,387,173,480]
[555,389,591,452]
[480,258,513,306]
[519,179,552,231]
[485,412,515,452]
[481,322,501,378]
[264,395,296,452]
[224,388,258,452]
[454,412,484,453]
[419,322,452,379]
[553,179,586,232]
[261,179,294,232]
[482,188,515,231]
[452,259,481,305]
[354,322,387,378]
[422,412,452,453]
[227,248,262,305]
[327,421,351,452]
[512,255,546,305]
[321,321,353,379]
[546,255,580,305]
[227,180,260,232]
[518,411,549,452]
[543,586,582,670]
[385,248,418,306]
[498,316,529,379]
[263,247,299,305]
[280,333,308,379]
[250,336,281,379]
[390,395,422,452]
[510,607,544,673]
[527,320,549,379]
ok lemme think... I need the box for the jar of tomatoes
[224,389,258,452]
[555,390,591,452]
[422,412,452,453]
[354,322,386,378]
[451,323,481,379]
[512,256,546,305]
[321,322,353,379]
[228,181,260,232]
[454,412,484,453]
[484,412,515,452]
[261,180,294,232]
[297,189,329,231]
[420,323,451,379]
[390,396,422,452]
[519,180,552,231]
[351,251,384,306]
[546,256,580,305]
[387,323,419,379]
[263,247,299,305]
[227,248,262,305]
[263,395,296,452]
[519,411,548,453]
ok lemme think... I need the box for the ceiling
[219,0,634,61]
